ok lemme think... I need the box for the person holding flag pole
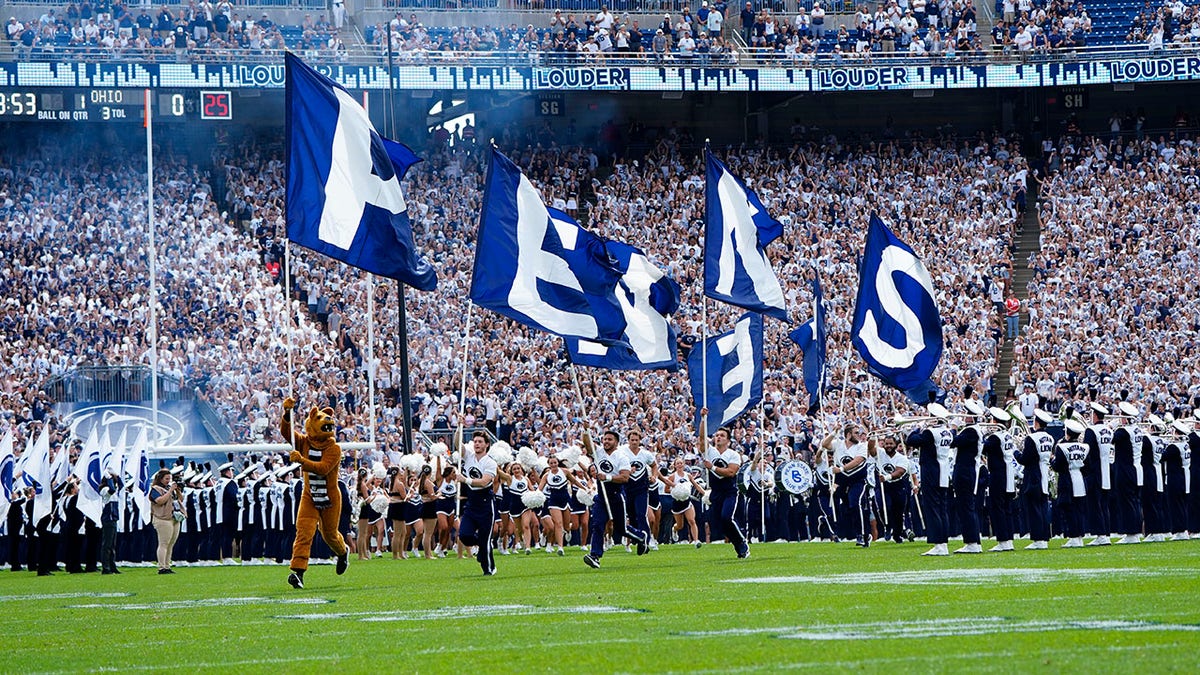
[698,407,751,559]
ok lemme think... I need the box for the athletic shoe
[1024,540,1048,550]
[545,544,554,554]
[636,541,648,556]
[556,547,564,556]
[922,544,949,556]
[954,543,983,554]
[525,548,532,556]
[500,549,510,556]
[989,541,1014,552]
[336,552,349,575]
[157,568,174,575]
[855,536,870,548]
[1087,536,1112,546]
[583,554,600,569]
[1146,533,1165,543]
[483,567,496,576]
[737,548,751,559]
[1116,534,1141,544]
[1171,533,1190,541]
[288,571,304,589]
[1062,538,1084,548]
[694,540,702,549]
[625,544,633,554]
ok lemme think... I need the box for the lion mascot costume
[281,397,349,589]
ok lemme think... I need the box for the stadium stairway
[995,177,1041,397]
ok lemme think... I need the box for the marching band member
[1141,418,1168,543]
[1162,420,1191,540]
[1189,417,1200,538]
[950,403,986,554]
[822,424,873,547]
[1082,403,1115,546]
[808,445,836,541]
[874,434,911,544]
[698,408,750,559]
[911,405,954,556]
[453,430,498,576]
[982,407,1017,552]
[1052,418,1089,548]
[1112,402,1145,544]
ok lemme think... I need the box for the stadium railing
[4,40,1192,66]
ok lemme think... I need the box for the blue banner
[56,401,217,448]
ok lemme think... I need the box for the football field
[4,540,1200,673]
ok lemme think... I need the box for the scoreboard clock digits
[201,91,232,120]
[0,91,37,116]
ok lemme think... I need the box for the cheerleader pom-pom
[370,493,389,515]
[429,442,449,458]
[701,493,712,508]
[521,490,547,509]
[575,489,596,507]
[450,451,461,465]
[534,456,549,474]
[517,447,539,470]
[399,453,426,473]
[557,445,582,468]
[371,462,387,480]
[670,482,692,501]
[576,455,592,471]
[488,441,515,466]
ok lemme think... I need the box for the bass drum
[736,463,755,495]
[776,460,814,496]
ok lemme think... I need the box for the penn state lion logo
[599,460,614,473]
[469,467,483,479]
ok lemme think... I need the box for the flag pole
[569,357,612,520]
[144,88,160,451]
[454,303,473,521]
[758,396,766,542]
[363,90,378,457]
[700,139,711,437]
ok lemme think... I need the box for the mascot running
[281,397,349,589]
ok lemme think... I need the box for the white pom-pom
[372,462,387,480]
[429,442,449,458]
[557,445,582,468]
[488,441,515,466]
[370,493,389,515]
[670,482,692,501]
[399,454,425,473]
[701,493,711,508]
[575,489,595,506]
[576,455,592,470]
[534,456,549,473]
[517,447,539,470]
[521,490,547,509]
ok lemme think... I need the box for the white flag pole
[363,91,377,455]
[144,89,159,450]
[455,303,473,520]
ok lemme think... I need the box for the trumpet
[889,414,941,427]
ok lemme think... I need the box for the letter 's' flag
[471,147,627,344]
[688,313,764,430]
[566,240,681,371]
[851,214,943,405]
[286,52,436,290]
[704,148,788,322]
[0,430,13,523]
[789,274,827,415]
[70,427,104,526]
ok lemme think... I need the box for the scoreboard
[0,88,233,122]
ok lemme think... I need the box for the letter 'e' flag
[704,148,788,322]
[851,214,943,405]
[688,313,764,430]
[471,147,627,345]
[285,52,436,290]
[788,274,827,415]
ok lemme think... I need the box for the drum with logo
[776,460,814,498]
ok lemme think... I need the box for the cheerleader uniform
[436,481,458,517]
[507,478,530,517]
[544,469,571,511]
[670,473,694,514]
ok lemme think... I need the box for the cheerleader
[365,468,389,558]
[417,460,439,560]
[664,457,705,546]
[538,455,580,555]
[354,468,373,561]
[435,462,460,558]
[569,468,592,550]
[502,463,540,555]
[386,467,409,560]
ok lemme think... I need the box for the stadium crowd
[7,118,1200,574]
[1126,0,1200,49]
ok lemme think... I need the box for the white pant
[333,3,345,29]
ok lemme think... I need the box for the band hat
[1089,402,1109,416]
[1064,419,1086,435]
[1194,408,1200,422]
[962,399,986,417]
[217,462,234,472]
[1147,413,1165,429]
[234,465,255,481]
[1034,409,1055,425]
[987,406,1011,423]
[1118,401,1140,418]
[170,465,185,475]
[276,462,300,478]
[927,402,951,419]
[1172,420,1191,436]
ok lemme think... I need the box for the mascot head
[306,407,337,444]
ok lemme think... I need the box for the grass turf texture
[3,540,1200,673]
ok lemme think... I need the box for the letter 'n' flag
[704,148,789,322]
[851,214,943,405]
[286,52,436,290]
[688,313,764,430]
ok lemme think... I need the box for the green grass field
[3,540,1200,673]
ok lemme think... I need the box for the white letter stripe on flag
[859,245,937,370]
[717,318,756,426]
[714,168,786,309]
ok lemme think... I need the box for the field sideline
[3,540,1199,673]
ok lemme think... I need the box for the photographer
[149,469,186,575]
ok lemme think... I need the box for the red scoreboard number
[200,91,232,120]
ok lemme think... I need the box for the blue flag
[285,52,436,290]
[471,148,627,344]
[851,214,943,405]
[566,240,681,371]
[704,149,788,322]
[688,313,764,430]
[789,274,827,415]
